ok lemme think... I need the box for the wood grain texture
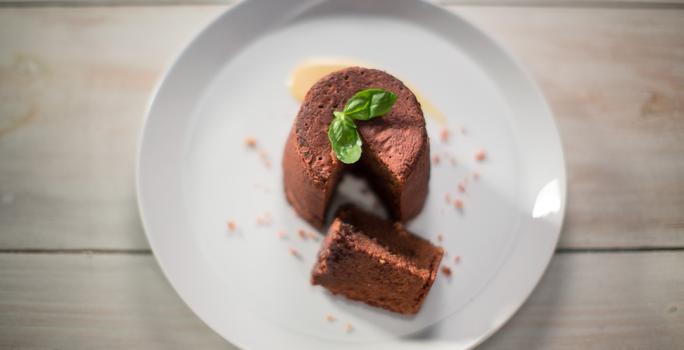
[450,7,684,248]
[0,252,681,349]
[0,6,227,249]
[0,6,682,250]
[0,253,238,349]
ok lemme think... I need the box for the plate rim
[137,0,567,349]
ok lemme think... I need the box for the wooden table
[1,1,683,348]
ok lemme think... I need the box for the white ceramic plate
[137,0,566,349]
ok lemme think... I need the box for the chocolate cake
[282,67,430,230]
[311,204,443,315]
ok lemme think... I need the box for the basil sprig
[328,89,397,164]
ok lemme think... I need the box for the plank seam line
[0,248,682,255]
[0,1,683,9]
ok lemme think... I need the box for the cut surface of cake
[282,67,430,230]
[311,204,443,315]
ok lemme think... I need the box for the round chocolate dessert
[282,67,430,230]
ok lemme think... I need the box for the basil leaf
[328,114,362,164]
[369,90,397,118]
[344,89,397,121]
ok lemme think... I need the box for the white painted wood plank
[450,7,684,248]
[0,252,681,349]
[0,6,227,249]
[0,7,682,249]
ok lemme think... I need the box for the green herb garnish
[328,89,397,164]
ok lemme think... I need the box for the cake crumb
[289,248,298,255]
[475,149,486,161]
[244,137,257,147]
[372,237,378,242]
[326,315,335,321]
[264,160,271,168]
[227,221,236,230]
[440,127,449,142]
[344,323,353,332]
[454,255,461,262]
[444,192,451,203]
[380,259,386,264]
[457,183,466,192]
[437,234,443,242]
[432,155,440,164]
[441,266,452,277]
[277,230,286,238]
[259,150,267,158]
[393,222,403,231]
[454,199,464,209]
[473,171,480,180]
[308,231,320,240]
[298,229,306,239]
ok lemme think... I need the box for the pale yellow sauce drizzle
[288,58,446,124]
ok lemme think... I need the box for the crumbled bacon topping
[244,137,256,147]
[454,199,464,209]
[326,315,335,321]
[227,221,236,230]
[475,149,486,161]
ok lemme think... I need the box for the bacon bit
[244,137,256,147]
[379,259,386,264]
[277,230,286,238]
[432,155,440,164]
[259,150,267,158]
[344,323,353,332]
[441,266,452,277]
[227,221,236,230]
[437,234,443,242]
[475,149,486,161]
[472,171,480,180]
[264,160,271,168]
[289,248,298,255]
[256,216,263,224]
[454,199,464,209]
[457,183,466,192]
[454,255,461,263]
[444,192,451,203]
[298,229,306,239]
[440,127,449,142]
[326,315,335,321]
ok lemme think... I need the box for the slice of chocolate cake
[282,67,430,230]
[311,204,443,315]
